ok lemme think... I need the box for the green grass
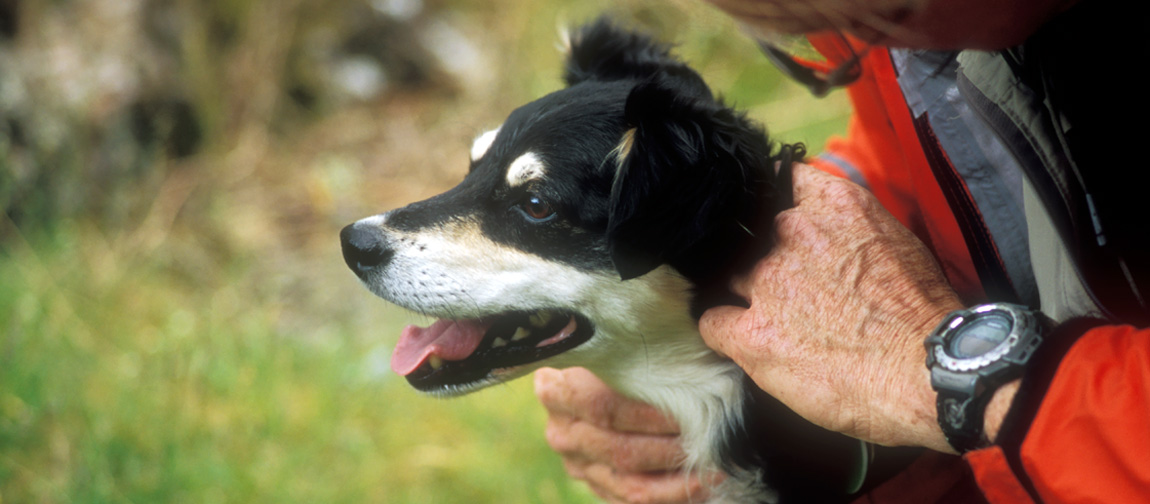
[0,220,593,503]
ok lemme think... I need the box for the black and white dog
[340,19,891,503]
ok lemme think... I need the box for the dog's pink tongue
[391,319,491,376]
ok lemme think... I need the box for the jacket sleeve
[804,39,1150,504]
[965,322,1150,503]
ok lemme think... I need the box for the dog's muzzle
[340,222,395,279]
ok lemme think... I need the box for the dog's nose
[340,222,394,277]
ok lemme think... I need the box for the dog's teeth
[492,337,508,348]
[528,311,553,328]
[429,355,444,370]
[511,327,531,341]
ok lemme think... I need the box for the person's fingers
[535,367,680,434]
[535,367,708,502]
[727,246,791,300]
[544,415,686,473]
[697,304,748,360]
[578,462,717,504]
[726,166,840,300]
[728,268,754,299]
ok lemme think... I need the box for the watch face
[948,312,1012,358]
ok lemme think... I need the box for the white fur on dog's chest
[589,323,776,504]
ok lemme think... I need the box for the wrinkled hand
[534,367,722,504]
[700,165,963,453]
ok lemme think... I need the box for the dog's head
[341,19,793,396]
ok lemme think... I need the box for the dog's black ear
[607,77,791,281]
[564,18,710,99]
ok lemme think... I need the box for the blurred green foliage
[0,0,850,502]
[1,224,587,503]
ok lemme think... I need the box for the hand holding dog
[700,165,964,453]
[534,367,722,504]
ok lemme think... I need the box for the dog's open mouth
[391,310,594,393]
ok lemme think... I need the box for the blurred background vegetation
[0,0,850,502]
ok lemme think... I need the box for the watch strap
[936,387,994,453]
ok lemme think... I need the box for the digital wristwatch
[924,303,1047,453]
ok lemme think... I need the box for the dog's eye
[519,195,556,222]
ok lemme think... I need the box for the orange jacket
[806,40,1150,503]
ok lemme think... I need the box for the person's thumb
[698,304,747,360]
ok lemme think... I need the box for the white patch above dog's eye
[506,152,546,187]
[470,127,501,162]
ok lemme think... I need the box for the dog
[340,19,891,503]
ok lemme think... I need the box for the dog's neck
[593,331,775,503]
[571,266,776,503]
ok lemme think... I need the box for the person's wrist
[910,309,964,453]
[983,378,1020,443]
[887,296,964,452]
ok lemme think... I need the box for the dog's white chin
[414,366,535,398]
